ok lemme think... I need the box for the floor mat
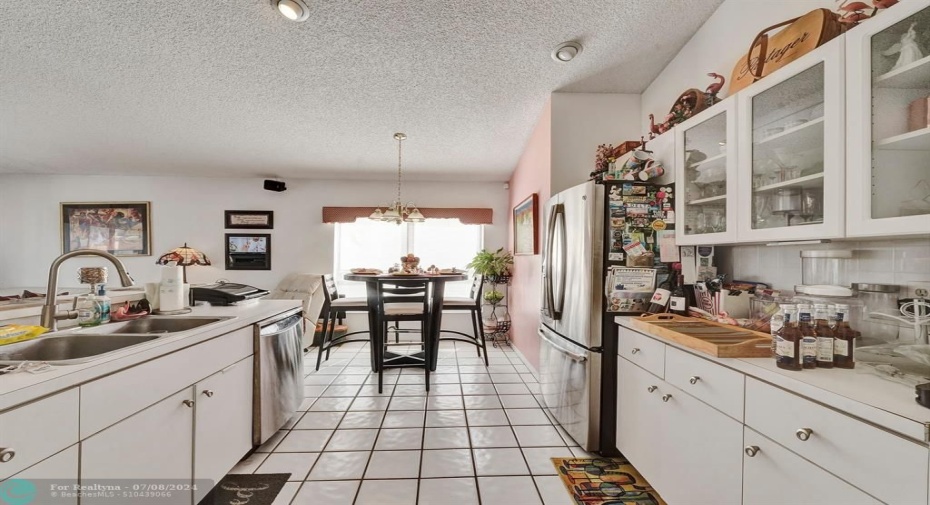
[552,456,666,505]
[199,473,289,505]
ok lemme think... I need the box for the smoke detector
[274,0,310,22]
[551,41,583,62]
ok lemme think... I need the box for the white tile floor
[231,341,578,505]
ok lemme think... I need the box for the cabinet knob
[0,448,15,463]
[744,446,760,457]
[689,376,701,385]
[182,399,195,408]
[631,348,640,354]
[662,394,673,402]
[647,385,657,393]
[202,390,215,398]
[795,428,813,441]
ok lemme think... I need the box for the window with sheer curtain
[333,218,483,297]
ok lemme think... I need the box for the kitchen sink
[75,316,230,335]
[0,334,161,365]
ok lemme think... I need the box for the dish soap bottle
[76,293,102,327]
[97,285,111,324]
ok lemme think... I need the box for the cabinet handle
[795,428,813,441]
[744,446,760,457]
[0,448,15,463]
[182,400,195,408]
[662,394,673,402]
[689,376,701,385]
[631,348,640,354]
[202,390,215,398]
[647,386,657,393]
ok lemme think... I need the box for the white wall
[0,174,510,290]
[550,92,642,194]
[641,0,834,132]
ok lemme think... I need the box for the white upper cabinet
[847,0,930,237]
[675,96,738,245]
[737,37,846,242]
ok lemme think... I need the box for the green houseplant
[467,248,514,283]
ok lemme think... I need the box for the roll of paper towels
[159,283,184,312]
[144,283,161,310]
[160,265,182,285]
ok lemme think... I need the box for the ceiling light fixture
[551,41,583,62]
[370,133,425,225]
[274,0,310,22]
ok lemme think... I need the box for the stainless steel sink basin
[0,334,161,364]
[75,317,230,335]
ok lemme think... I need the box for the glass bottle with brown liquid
[833,304,855,369]
[797,304,817,369]
[775,304,802,371]
[813,303,835,368]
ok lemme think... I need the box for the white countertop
[616,316,930,442]
[0,299,302,412]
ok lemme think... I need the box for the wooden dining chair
[315,274,370,370]
[373,278,432,393]
[440,274,489,365]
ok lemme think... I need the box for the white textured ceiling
[0,0,722,182]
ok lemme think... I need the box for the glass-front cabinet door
[675,97,737,245]
[847,0,930,237]
[737,37,846,241]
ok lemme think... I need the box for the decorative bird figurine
[705,73,725,96]
[648,114,661,138]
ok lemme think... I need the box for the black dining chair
[315,274,370,371]
[372,278,432,393]
[440,274,489,366]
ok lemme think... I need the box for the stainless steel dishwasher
[253,309,304,446]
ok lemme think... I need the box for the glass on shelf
[750,63,826,230]
[870,9,930,220]
[683,110,727,236]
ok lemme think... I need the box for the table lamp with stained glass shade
[155,243,211,283]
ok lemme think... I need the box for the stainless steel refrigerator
[539,179,674,453]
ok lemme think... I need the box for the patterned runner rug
[552,456,666,505]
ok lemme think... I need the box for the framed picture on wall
[513,193,538,255]
[225,210,274,229]
[225,233,271,270]
[60,202,152,256]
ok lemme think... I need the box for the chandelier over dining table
[370,132,425,224]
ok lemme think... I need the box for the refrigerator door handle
[553,204,567,318]
[538,328,587,362]
[544,204,560,320]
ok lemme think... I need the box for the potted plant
[483,290,504,305]
[467,248,514,284]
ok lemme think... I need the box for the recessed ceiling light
[274,0,310,22]
[551,41,583,62]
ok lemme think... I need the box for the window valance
[322,207,492,225]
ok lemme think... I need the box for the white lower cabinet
[81,388,195,504]
[193,357,254,504]
[3,445,79,505]
[617,356,742,504]
[0,388,79,479]
[743,428,879,505]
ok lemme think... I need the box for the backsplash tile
[718,237,930,293]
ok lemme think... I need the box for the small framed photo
[513,193,538,256]
[225,234,271,270]
[225,210,274,229]
[61,202,152,256]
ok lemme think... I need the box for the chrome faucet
[40,250,135,331]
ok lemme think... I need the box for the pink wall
[507,100,551,371]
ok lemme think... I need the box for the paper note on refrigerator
[680,246,697,284]
[657,230,679,262]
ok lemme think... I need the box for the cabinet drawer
[81,326,252,438]
[743,428,879,505]
[746,378,928,504]
[665,346,744,421]
[618,327,665,378]
[4,445,79,505]
[0,388,78,479]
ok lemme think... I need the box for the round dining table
[344,272,468,371]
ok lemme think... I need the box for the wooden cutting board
[630,314,773,358]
